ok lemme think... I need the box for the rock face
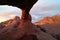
[0,16,57,40]
[0,16,20,32]
[34,15,60,40]
[0,16,20,27]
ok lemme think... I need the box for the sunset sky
[0,0,60,22]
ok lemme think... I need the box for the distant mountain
[34,17,54,25]
[34,15,60,25]
[34,15,60,40]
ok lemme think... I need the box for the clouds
[31,3,60,14]
[0,5,22,22]
[31,0,60,13]
[37,0,60,5]
[0,0,60,23]
[31,0,60,14]
[30,0,60,22]
[0,16,9,22]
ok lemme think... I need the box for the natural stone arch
[0,0,38,21]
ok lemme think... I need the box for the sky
[0,0,60,23]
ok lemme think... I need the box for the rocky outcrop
[0,16,20,32]
[0,19,56,40]
[0,16,20,27]
[0,16,57,40]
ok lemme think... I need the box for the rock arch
[0,0,38,21]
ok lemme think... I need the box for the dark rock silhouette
[0,0,37,9]
[0,0,38,20]
[17,35,38,40]
[55,33,60,40]
[36,25,47,32]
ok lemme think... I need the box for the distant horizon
[0,0,60,22]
